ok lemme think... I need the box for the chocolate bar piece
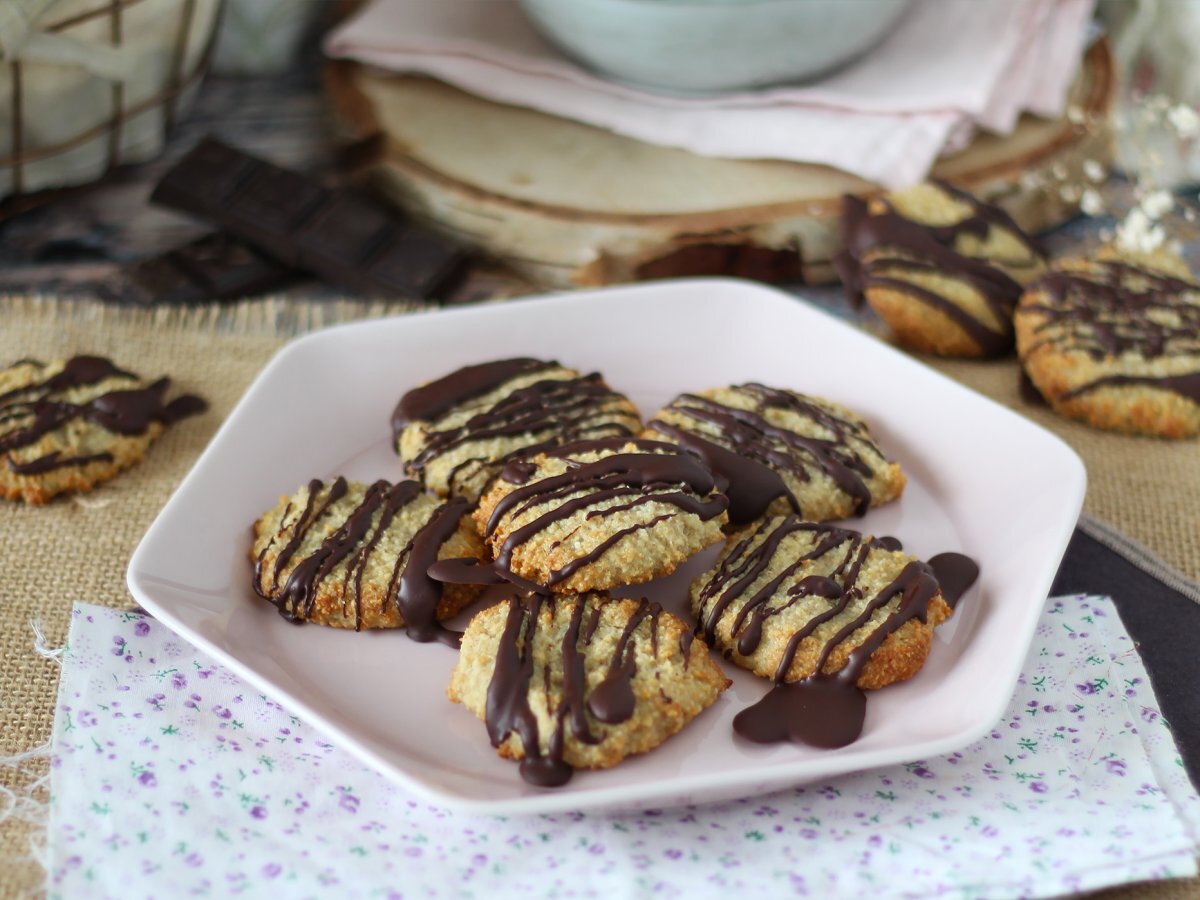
[151,138,469,300]
[129,232,296,305]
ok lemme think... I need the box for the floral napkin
[46,594,1199,898]
[324,0,1095,187]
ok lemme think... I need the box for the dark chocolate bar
[151,138,469,300]
[129,232,296,305]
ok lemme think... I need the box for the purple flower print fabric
[47,595,1199,898]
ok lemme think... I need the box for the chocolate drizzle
[837,185,1041,357]
[0,356,136,406]
[253,477,469,645]
[392,358,550,430]
[391,358,640,497]
[483,439,727,586]
[396,493,475,644]
[697,517,969,749]
[484,593,665,787]
[0,356,207,474]
[1022,261,1200,405]
[6,450,115,474]
[587,599,655,724]
[647,385,888,523]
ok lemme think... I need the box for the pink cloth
[325,0,1096,187]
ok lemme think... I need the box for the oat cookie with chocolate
[691,516,953,690]
[474,438,728,594]
[448,591,730,786]
[251,477,484,640]
[644,384,905,527]
[393,358,642,502]
[0,355,206,504]
[837,181,1045,357]
[1014,251,1200,438]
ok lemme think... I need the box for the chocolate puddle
[734,673,867,748]
[721,520,979,750]
[928,552,980,610]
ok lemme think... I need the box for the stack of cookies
[250,355,964,787]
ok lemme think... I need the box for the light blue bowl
[519,0,913,94]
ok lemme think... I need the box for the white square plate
[128,278,1085,815]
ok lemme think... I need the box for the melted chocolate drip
[484,593,664,787]
[648,385,887,524]
[928,552,979,610]
[160,394,210,425]
[560,598,603,746]
[0,356,207,474]
[647,419,792,526]
[587,600,654,724]
[395,494,473,645]
[1023,261,1200,404]
[502,460,538,484]
[254,478,468,645]
[486,596,564,785]
[838,187,1040,357]
[707,517,969,749]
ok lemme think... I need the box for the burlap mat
[0,295,1196,898]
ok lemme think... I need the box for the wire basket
[0,0,224,201]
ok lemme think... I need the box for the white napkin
[324,0,1096,187]
[45,595,1199,898]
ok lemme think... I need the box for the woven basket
[0,0,224,201]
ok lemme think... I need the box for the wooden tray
[326,40,1114,289]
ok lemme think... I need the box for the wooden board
[326,40,1114,289]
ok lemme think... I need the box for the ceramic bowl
[518,0,913,94]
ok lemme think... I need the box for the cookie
[837,181,1045,357]
[1014,253,1200,438]
[448,591,730,786]
[474,438,729,593]
[251,477,484,641]
[393,358,642,502]
[0,355,206,504]
[644,384,905,526]
[691,516,952,690]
